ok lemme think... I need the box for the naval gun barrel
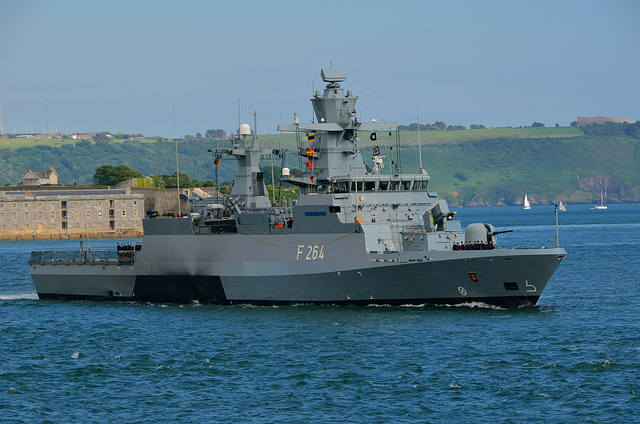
[490,230,514,236]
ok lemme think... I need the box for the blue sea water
[1,204,639,423]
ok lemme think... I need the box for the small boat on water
[29,68,566,308]
[594,186,607,210]
[524,194,531,210]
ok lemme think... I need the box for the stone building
[0,188,144,240]
[21,166,59,186]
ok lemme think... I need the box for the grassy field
[233,126,584,147]
[0,136,159,150]
[0,137,79,150]
[392,126,582,144]
[3,125,636,206]
[0,127,584,151]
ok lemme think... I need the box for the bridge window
[331,182,349,193]
[413,180,428,191]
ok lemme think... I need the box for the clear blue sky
[1,0,638,137]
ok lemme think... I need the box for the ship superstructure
[30,69,566,307]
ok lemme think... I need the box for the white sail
[594,186,607,209]
[558,201,566,212]
[524,194,531,210]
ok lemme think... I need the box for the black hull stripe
[36,293,540,309]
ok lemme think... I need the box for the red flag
[305,162,313,170]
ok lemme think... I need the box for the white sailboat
[558,201,566,211]
[524,194,531,210]
[594,186,607,210]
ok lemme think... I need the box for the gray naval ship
[30,69,566,308]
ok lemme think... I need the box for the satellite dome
[239,123,251,135]
[282,167,290,177]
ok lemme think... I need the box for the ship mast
[277,69,397,190]
[173,103,180,217]
[417,101,424,173]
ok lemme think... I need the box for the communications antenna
[46,99,51,134]
[237,99,241,134]
[0,97,4,135]
[173,102,181,216]
[416,100,425,174]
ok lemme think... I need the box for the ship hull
[31,232,565,308]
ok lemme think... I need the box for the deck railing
[29,249,130,266]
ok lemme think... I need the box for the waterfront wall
[3,228,143,241]
[0,186,220,241]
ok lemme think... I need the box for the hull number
[297,244,325,261]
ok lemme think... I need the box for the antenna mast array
[173,103,181,217]
[0,97,4,135]
[417,101,424,174]
[46,99,51,134]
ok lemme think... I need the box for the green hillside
[1,124,638,206]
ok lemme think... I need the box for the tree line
[397,121,482,131]
[93,164,217,188]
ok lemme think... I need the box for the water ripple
[2,207,640,422]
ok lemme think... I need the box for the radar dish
[239,123,251,135]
